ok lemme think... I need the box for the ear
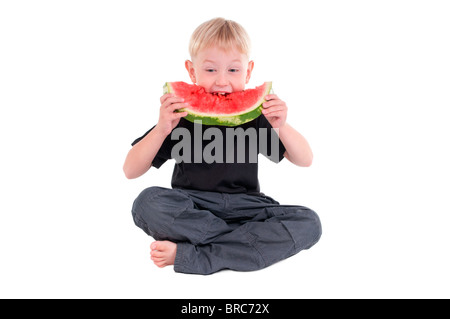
[246,60,254,84]
[185,60,197,84]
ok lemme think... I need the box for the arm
[262,94,313,167]
[123,126,168,179]
[123,94,188,179]
[278,123,313,167]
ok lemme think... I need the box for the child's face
[185,46,254,93]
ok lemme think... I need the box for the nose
[215,71,228,86]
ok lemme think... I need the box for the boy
[123,18,321,275]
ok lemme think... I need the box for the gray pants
[132,187,322,275]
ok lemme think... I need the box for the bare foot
[150,241,177,268]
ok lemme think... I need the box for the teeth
[212,92,228,95]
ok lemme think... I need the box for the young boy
[123,18,321,275]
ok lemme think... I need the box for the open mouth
[212,92,231,96]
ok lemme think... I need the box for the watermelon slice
[163,81,272,126]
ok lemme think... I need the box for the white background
[1,0,449,299]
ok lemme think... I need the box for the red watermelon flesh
[164,81,272,126]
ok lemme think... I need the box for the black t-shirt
[132,115,286,194]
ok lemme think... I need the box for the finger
[171,111,188,119]
[160,93,175,104]
[168,112,189,121]
[263,110,286,118]
[162,96,185,108]
[262,100,285,108]
[262,105,286,114]
[265,94,279,101]
[170,112,188,121]
[169,102,189,112]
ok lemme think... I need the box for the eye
[229,68,239,73]
[206,69,215,73]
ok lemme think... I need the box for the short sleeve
[257,115,286,163]
[131,126,173,169]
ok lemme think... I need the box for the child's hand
[155,93,189,136]
[262,94,287,129]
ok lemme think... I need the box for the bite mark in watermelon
[163,81,272,126]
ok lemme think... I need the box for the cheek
[196,79,213,92]
[195,72,212,85]
[232,74,247,90]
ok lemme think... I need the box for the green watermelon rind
[163,82,272,126]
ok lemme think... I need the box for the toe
[154,260,166,268]
[151,250,164,258]
[152,257,164,263]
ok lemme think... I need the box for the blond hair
[189,18,251,58]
